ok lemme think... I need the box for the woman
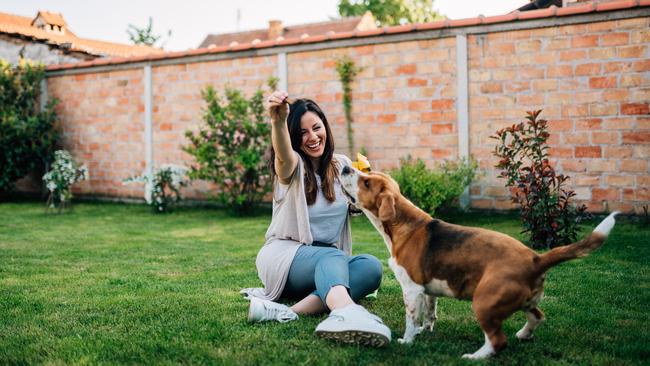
[240,91,391,347]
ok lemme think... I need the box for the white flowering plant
[42,150,88,212]
[124,165,188,213]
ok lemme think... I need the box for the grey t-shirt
[308,175,348,244]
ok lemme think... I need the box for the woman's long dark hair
[270,98,338,205]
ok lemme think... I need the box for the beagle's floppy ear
[378,192,396,222]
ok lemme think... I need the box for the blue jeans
[282,244,383,305]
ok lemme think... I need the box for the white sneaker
[247,297,298,323]
[315,304,391,347]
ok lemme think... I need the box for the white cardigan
[241,152,353,300]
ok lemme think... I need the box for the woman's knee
[313,248,349,284]
[312,249,350,303]
[353,254,383,288]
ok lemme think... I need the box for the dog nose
[342,166,351,175]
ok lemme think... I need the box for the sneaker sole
[315,329,390,348]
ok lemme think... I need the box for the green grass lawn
[1,202,648,365]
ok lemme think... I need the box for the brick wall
[468,17,650,213]
[48,69,145,197]
[44,12,649,213]
[288,38,458,168]
[46,56,278,199]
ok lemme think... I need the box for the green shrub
[492,110,591,249]
[0,59,59,196]
[389,156,477,215]
[183,83,272,215]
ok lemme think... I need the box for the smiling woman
[277,98,338,205]
[240,91,391,347]
[299,111,326,158]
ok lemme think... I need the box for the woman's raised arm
[268,91,297,184]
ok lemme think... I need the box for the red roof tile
[199,15,375,48]
[556,2,596,15]
[414,19,448,31]
[301,34,329,44]
[46,0,649,72]
[518,6,558,20]
[328,31,355,41]
[448,17,483,27]
[230,42,254,51]
[482,12,520,24]
[596,0,638,10]
[252,39,277,49]
[354,28,385,37]
[276,37,302,47]
[384,24,416,34]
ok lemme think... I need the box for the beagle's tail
[535,212,619,274]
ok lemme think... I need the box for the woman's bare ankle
[325,285,354,310]
[290,294,327,315]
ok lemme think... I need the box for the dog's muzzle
[340,166,358,204]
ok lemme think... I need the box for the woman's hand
[267,91,290,123]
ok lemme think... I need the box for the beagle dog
[340,166,617,359]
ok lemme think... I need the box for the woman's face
[299,111,327,160]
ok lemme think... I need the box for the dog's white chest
[389,258,455,298]
[389,257,425,295]
[361,203,454,298]
[425,278,455,297]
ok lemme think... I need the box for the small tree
[338,0,443,26]
[335,55,363,157]
[0,59,59,198]
[492,110,591,249]
[127,17,171,48]
[183,82,273,215]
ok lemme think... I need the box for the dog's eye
[363,179,370,188]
